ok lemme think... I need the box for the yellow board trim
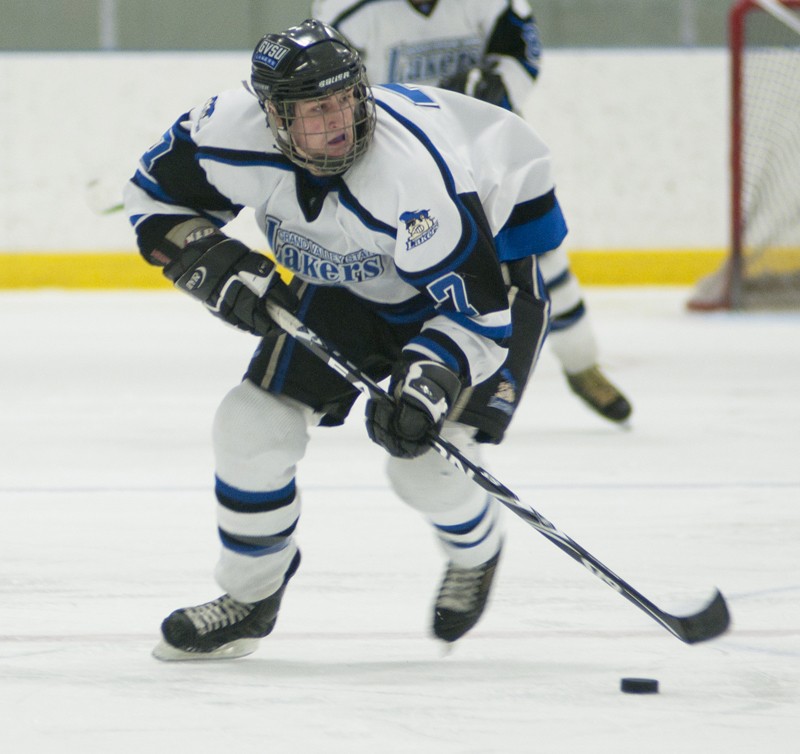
[0,249,727,289]
[568,249,726,285]
[0,252,172,290]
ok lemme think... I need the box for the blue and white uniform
[312,0,541,112]
[124,79,558,603]
[126,82,563,387]
[313,0,618,382]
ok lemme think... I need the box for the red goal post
[688,0,800,310]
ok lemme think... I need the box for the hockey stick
[85,178,125,216]
[264,300,731,644]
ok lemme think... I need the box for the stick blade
[667,589,731,644]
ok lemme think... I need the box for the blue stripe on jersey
[131,169,181,206]
[381,83,442,108]
[375,98,482,284]
[398,217,480,287]
[369,295,436,324]
[138,120,189,174]
[337,182,397,238]
[129,171,229,230]
[375,310,434,325]
[442,309,512,341]
[507,13,541,78]
[404,335,462,374]
[372,97,454,204]
[197,146,294,170]
[495,203,568,260]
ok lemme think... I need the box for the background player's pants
[538,245,599,374]
[212,379,503,603]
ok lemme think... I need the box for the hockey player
[312,0,632,423]
[124,19,557,660]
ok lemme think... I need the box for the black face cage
[266,78,376,177]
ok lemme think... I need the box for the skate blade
[152,637,260,662]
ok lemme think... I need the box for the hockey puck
[620,677,659,694]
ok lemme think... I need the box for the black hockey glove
[438,60,510,110]
[164,236,295,335]
[365,359,462,459]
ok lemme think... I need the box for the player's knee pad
[386,423,487,514]
[213,379,313,490]
[387,423,504,567]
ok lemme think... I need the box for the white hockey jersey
[312,0,541,112]
[124,83,566,385]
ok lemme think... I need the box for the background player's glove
[164,235,295,334]
[438,60,510,110]
[365,359,462,459]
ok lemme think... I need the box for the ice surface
[1,288,798,752]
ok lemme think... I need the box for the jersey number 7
[427,272,478,315]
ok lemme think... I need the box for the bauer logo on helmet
[319,72,352,89]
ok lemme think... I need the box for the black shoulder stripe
[197,145,294,169]
[142,118,239,214]
[504,189,556,229]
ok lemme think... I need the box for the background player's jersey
[312,0,541,112]
[124,83,565,385]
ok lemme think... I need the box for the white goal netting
[689,0,800,310]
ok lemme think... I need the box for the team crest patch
[488,369,517,416]
[400,209,439,250]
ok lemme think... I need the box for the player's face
[289,88,356,169]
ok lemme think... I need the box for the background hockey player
[125,19,560,660]
[312,0,632,423]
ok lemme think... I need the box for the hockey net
[688,0,800,310]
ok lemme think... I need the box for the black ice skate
[565,365,632,423]
[433,550,501,643]
[153,551,300,661]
